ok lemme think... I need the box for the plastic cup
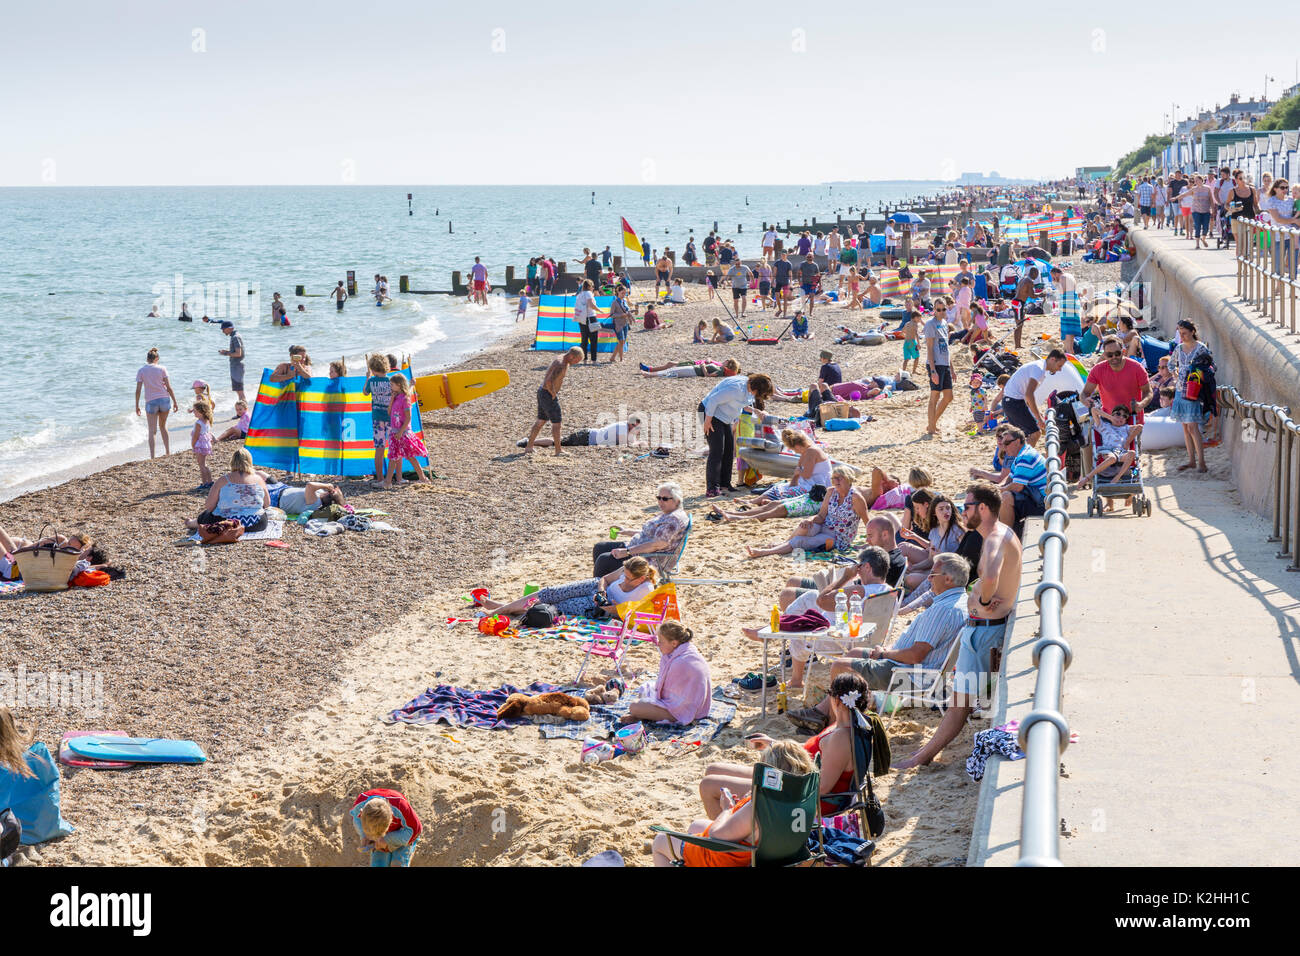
[609,526,620,540]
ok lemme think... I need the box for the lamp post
[1264,74,1275,102]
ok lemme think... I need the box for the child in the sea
[190,399,214,486]
[516,292,528,322]
[352,788,422,867]
[384,375,429,488]
[217,400,250,442]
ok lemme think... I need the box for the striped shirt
[1009,446,1048,496]
[891,586,968,671]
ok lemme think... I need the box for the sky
[3,0,1300,186]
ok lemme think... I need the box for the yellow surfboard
[414,369,511,411]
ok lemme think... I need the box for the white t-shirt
[574,289,600,328]
[1004,359,1047,402]
[763,230,777,247]
[589,421,631,446]
[813,237,827,255]
[885,225,897,246]
[607,575,653,606]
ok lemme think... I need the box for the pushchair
[1048,391,1087,483]
[1081,405,1152,518]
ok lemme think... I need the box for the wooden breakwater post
[399,275,409,293]
[346,271,356,296]
[295,284,305,296]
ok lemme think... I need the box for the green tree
[1115,134,1173,179]
[1256,94,1300,132]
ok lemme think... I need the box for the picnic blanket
[797,533,868,563]
[516,617,653,644]
[0,580,26,597]
[538,687,736,743]
[184,520,285,544]
[384,681,562,729]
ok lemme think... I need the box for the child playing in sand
[711,318,735,343]
[384,375,429,487]
[902,311,921,375]
[863,274,882,306]
[693,320,707,344]
[792,311,810,339]
[190,399,214,486]
[217,400,251,442]
[363,355,393,484]
[352,788,422,867]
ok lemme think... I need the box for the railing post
[1288,423,1300,573]
[1270,409,1285,543]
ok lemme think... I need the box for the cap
[192,379,208,389]
[220,320,234,330]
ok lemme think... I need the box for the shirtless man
[895,480,1022,770]
[1012,268,1037,349]
[655,253,673,298]
[331,281,348,312]
[524,346,584,456]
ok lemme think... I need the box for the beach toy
[581,737,616,764]
[849,390,862,400]
[66,736,207,764]
[608,526,620,540]
[468,587,489,606]
[477,614,510,636]
[523,583,540,596]
[614,722,648,755]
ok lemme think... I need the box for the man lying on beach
[639,358,740,379]
[523,347,583,456]
[894,481,1021,770]
[516,414,643,449]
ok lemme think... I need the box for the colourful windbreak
[534,294,619,352]
[245,366,428,476]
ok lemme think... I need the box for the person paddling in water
[331,281,348,312]
[523,347,583,456]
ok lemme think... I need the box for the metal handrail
[1233,217,1300,335]
[1215,385,1300,570]
[1016,416,1072,866]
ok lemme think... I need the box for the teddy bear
[496,691,590,722]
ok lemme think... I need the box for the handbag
[862,775,886,838]
[198,519,245,545]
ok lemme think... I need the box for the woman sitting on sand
[652,738,818,867]
[679,671,870,845]
[593,483,688,577]
[715,430,829,512]
[619,620,711,726]
[480,556,657,620]
[744,466,870,558]
[269,346,314,384]
[899,492,961,589]
[639,358,739,379]
[184,448,270,532]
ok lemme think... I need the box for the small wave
[0,411,149,495]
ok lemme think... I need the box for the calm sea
[0,182,943,497]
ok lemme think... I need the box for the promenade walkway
[975,461,1300,865]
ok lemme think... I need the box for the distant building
[1075,165,1112,181]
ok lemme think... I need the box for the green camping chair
[817,708,887,845]
[650,763,824,867]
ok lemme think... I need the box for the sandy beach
[3,265,1119,867]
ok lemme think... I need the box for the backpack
[523,603,558,628]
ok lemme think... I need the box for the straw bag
[11,526,81,593]
[198,519,245,546]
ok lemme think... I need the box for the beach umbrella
[888,212,924,224]
[1084,298,1141,321]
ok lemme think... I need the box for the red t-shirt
[1086,358,1149,411]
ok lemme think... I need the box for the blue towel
[0,743,74,845]
[384,682,561,729]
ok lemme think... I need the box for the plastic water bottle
[848,593,863,638]
[834,590,848,636]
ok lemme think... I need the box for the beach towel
[0,743,74,845]
[384,681,561,729]
[0,580,26,598]
[965,728,1025,781]
[185,520,284,544]
[538,687,736,743]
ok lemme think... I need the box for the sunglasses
[1104,350,1122,358]
[656,495,674,501]
[999,439,1018,447]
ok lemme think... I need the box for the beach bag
[198,519,245,546]
[11,526,81,593]
[523,603,558,628]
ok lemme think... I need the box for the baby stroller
[1082,405,1152,518]
[1048,391,1086,483]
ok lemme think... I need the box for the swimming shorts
[372,421,392,448]
[657,270,669,283]
[801,283,815,296]
[903,340,920,361]
[536,387,562,423]
[1002,396,1039,436]
[929,365,953,392]
[473,279,486,291]
[336,299,345,311]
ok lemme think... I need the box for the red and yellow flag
[621,217,642,255]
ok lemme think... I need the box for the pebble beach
[2,261,1122,867]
